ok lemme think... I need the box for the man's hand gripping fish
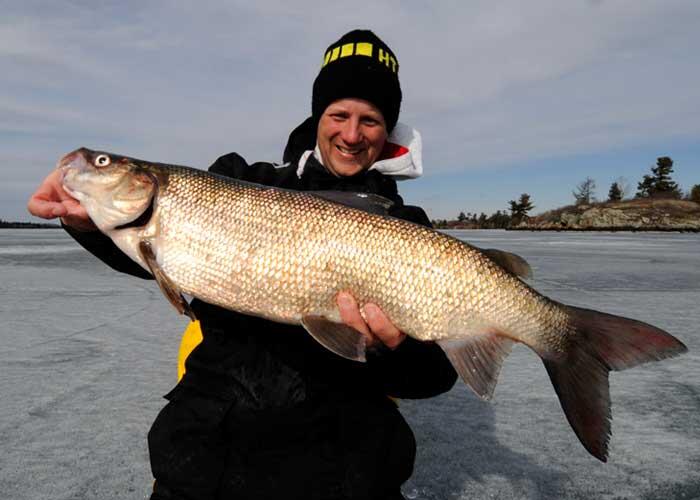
[59,147,687,462]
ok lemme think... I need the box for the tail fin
[544,305,687,462]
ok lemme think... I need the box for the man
[28,29,456,500]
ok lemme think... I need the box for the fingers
[60,199,96,231]
[364,303,406,350]
[27,168,68,219]
[337,292,373,342]
[28,196,95,230]
[27,168,96,230]
[63,198,88,216]
[336,292,406,350]
[27,196,66,219]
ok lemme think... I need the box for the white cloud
[2,0,699,221]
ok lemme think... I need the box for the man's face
[317,98,388,177]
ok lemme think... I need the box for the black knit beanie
[312,29,402,133]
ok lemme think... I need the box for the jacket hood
[283,117,423,181]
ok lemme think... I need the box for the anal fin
[139,240,196,321]
[301,315,367,362]
[438,333,514,400]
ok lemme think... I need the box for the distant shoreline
[443,226,700,233]
[0,222,61,229]
[7,220,696,233]
[508,226,699,233]
[3,222,698,233]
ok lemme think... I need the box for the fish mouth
[57,148,91,172]
[58,148,92,199]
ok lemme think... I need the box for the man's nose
[340,119,362,144]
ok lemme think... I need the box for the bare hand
[27,168,96,231]
[336,291,406,350]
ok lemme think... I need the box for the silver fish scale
[147,166,570,350]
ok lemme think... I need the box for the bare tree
[613,176,630,199]
[573,177,596,205]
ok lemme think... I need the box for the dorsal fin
[311,191,394,215]
[481,248,532,279]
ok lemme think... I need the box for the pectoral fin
[438,333,514,400]
[301,315,367,362]
[138,240,196,321]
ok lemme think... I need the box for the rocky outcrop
[516,199,700,231]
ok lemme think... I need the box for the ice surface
[1,229,698,499]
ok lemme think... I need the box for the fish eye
[94,154,111,167]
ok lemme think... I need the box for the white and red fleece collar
[296,122,423,180]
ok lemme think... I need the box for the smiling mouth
[336,145,364,156]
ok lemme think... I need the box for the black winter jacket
[65,134,457,499]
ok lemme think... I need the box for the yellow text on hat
[378,48,398,73]
[322,42,398,74]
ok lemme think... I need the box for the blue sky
[2,0,699,222]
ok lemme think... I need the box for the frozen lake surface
[1,229,698,499]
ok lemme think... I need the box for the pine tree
[651,157,680,197]
[509,193,534,224]
[487,210,511,229]
[608,182,623,202]
[636,157,681,199]
[636,175,655,198]
[690,184,700,204]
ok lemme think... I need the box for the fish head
[59,148,156,232]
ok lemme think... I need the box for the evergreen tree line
[574,157,699,204]
[434,156,699,229]
[432,209,514,229]
[0,218,59,228]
